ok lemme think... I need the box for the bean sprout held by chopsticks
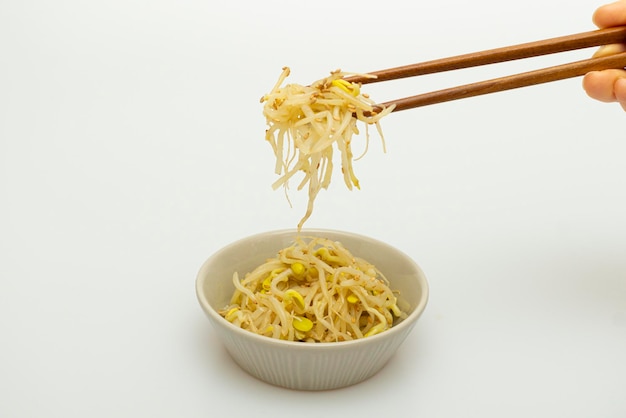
[260,67,395,231]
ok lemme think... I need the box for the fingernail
[593,43,626,58]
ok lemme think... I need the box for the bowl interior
[197,228,428,333]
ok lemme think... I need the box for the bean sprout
[220,236,406,342]
[261,68,394,231]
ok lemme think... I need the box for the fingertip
[592,0,626,28]
[591,6,603,27]
[582,71,602,97]
[581,70,626,103]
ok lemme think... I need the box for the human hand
[582,0,626,111]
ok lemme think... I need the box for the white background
[1,0,625,417]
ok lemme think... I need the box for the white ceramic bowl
[195,228,429,390]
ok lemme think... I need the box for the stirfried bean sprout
[261,67,394,231]
[219,236,406,342]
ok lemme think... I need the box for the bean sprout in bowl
[195,228,429,390]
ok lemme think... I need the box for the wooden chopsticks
[344,26,626,112]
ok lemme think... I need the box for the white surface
[1,0,625,417]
